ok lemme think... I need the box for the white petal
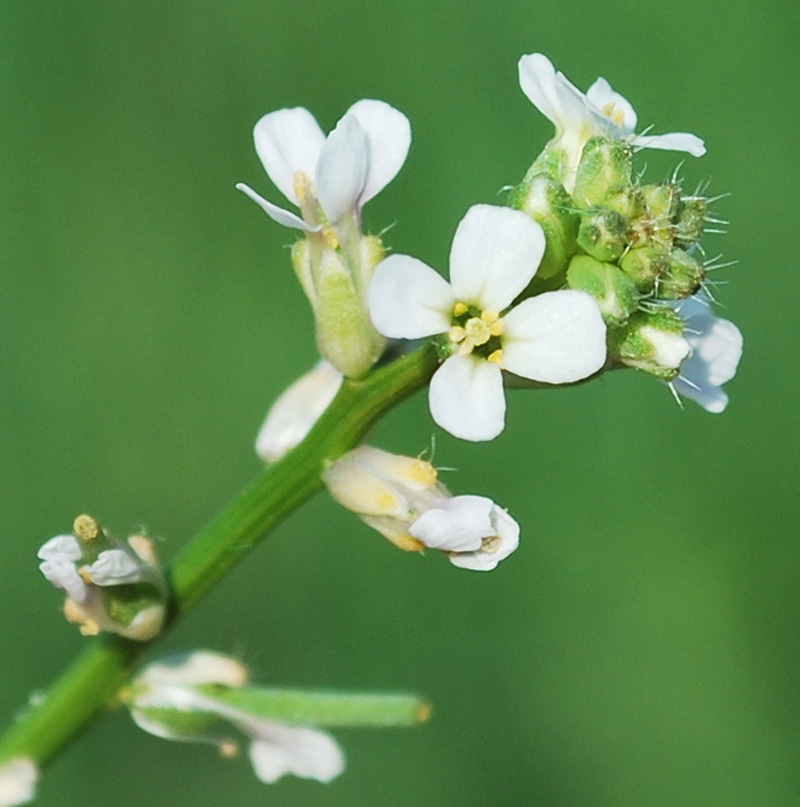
[409,495,495,552]
[428,355,506,441]
[235,183,319,231]
[248,726,345,784]
[586,77,637,133]
[346,99,411,204]
[0,758,38,807]
[449,505,520,571]
[136,651,249,689]
[86,549,143,585]
[39,559,88,602]
[37,533,82,562]
[502,290,606,383]
[316,114,368,223]
[633,132,706,157]
[253,107,326,204]
[368,255,453,339]
[448,205,545,311]
[256,361,344,463]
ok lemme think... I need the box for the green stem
[0,344,437,768]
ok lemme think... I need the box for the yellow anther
[409,460,438,488]
[453,301,468,317]
[481,534,502,554]
[486,349,504,366]
[73,514,100,541]
[219,741,240,759]
[321,226,339,250]
[480,309,499,325]
[293,171,314,206]
[448,325,466,343]
[602,102,625,127]
[377,490,400,511]
[464,317,491,347]
[489,318,505,337]
[77,566,93,584]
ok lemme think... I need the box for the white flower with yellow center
[236,99,410,232]
[368,204,607,441]
[518,53,706,191]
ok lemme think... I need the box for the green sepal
[619,244,671,292]
[199,686,430,728]
[509,175,578,279]
[132,706,229,740]
[572,137,633,209]
[607,308,687,379]
[102,583,164,629]
[576,206,628,263]
[566,254,639,325]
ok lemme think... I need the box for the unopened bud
[567,254,639,325]
[509,175,579,279]
[657,248,705,300]
[576,207,628,263]
[572,137,633,209]
[608,307,689,379]
[674,197,707,247]
[619,244,671,292]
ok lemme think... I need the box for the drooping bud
[323,446,519,571]
[566,254,639,325]
[657,248,705,300]
[37,515,167,641]
[508,175,579,279]
[619,244,671,292]
[576,206,628,263]
[607,307,689,379]
[572,136,633,209]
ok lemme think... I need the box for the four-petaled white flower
[518,53,706,191]
[236,100,411,232]
[669,295,743,412]
[130,651,345,785]
[368,204,607,441]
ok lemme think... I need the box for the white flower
[368,204,607,441]
[0,758,37,807]
[256,360,344,463]
[669,295,743,412]
[518,53,706,191]
[130,652,345,785]
[323,446,520,570]
[236,100,411,231]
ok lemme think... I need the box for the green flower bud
[619,244,671,292]
[657,248,705,300]
[509,175,579,279]
[604,186,645,219]
[576,207,628,263]
[629,183,679,248]
[674,197,707,247]
[567,254,639,325]
[607,308,689,380]
[291,234,386,379]
[572,137,633,209]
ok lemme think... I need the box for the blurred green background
[2,1,798,805]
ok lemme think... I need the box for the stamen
[448,325,466,343]
[453,302,468,317]
[481,534,502,553]
[486,349,503,366]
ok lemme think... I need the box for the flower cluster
[37,515,166,641]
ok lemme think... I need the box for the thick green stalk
[0,345,437,769]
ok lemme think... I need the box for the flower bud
[290,235,386,379]
[619,244,671,292]
[674,196,707,247]
[629,183,680,248]
[37,515,167,641]
[509,175,579,279]
[657,248,705,300]
[572,136,633,209]
[607,308,689,379]
[323,446,519,570]
[576,206,628,263]
[566,254,639,325]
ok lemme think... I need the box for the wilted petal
[86,549,144,585]
[347,99,411,204]
[39,558,88,602]
[409,495,495,552]
[503,290,606,383]
[448,505,520,571]
[429,354,505,441]
[586,77,637,132]
[316,114,368,224]
[0,758,38,807]
[253,107,326,205]
[633,132,706,157]
[256,361,343,463]
[248,725,345,784]
[449,205,545,311]
[235,183,320,231]
[368,255,453,339]
[137,651,249,689]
